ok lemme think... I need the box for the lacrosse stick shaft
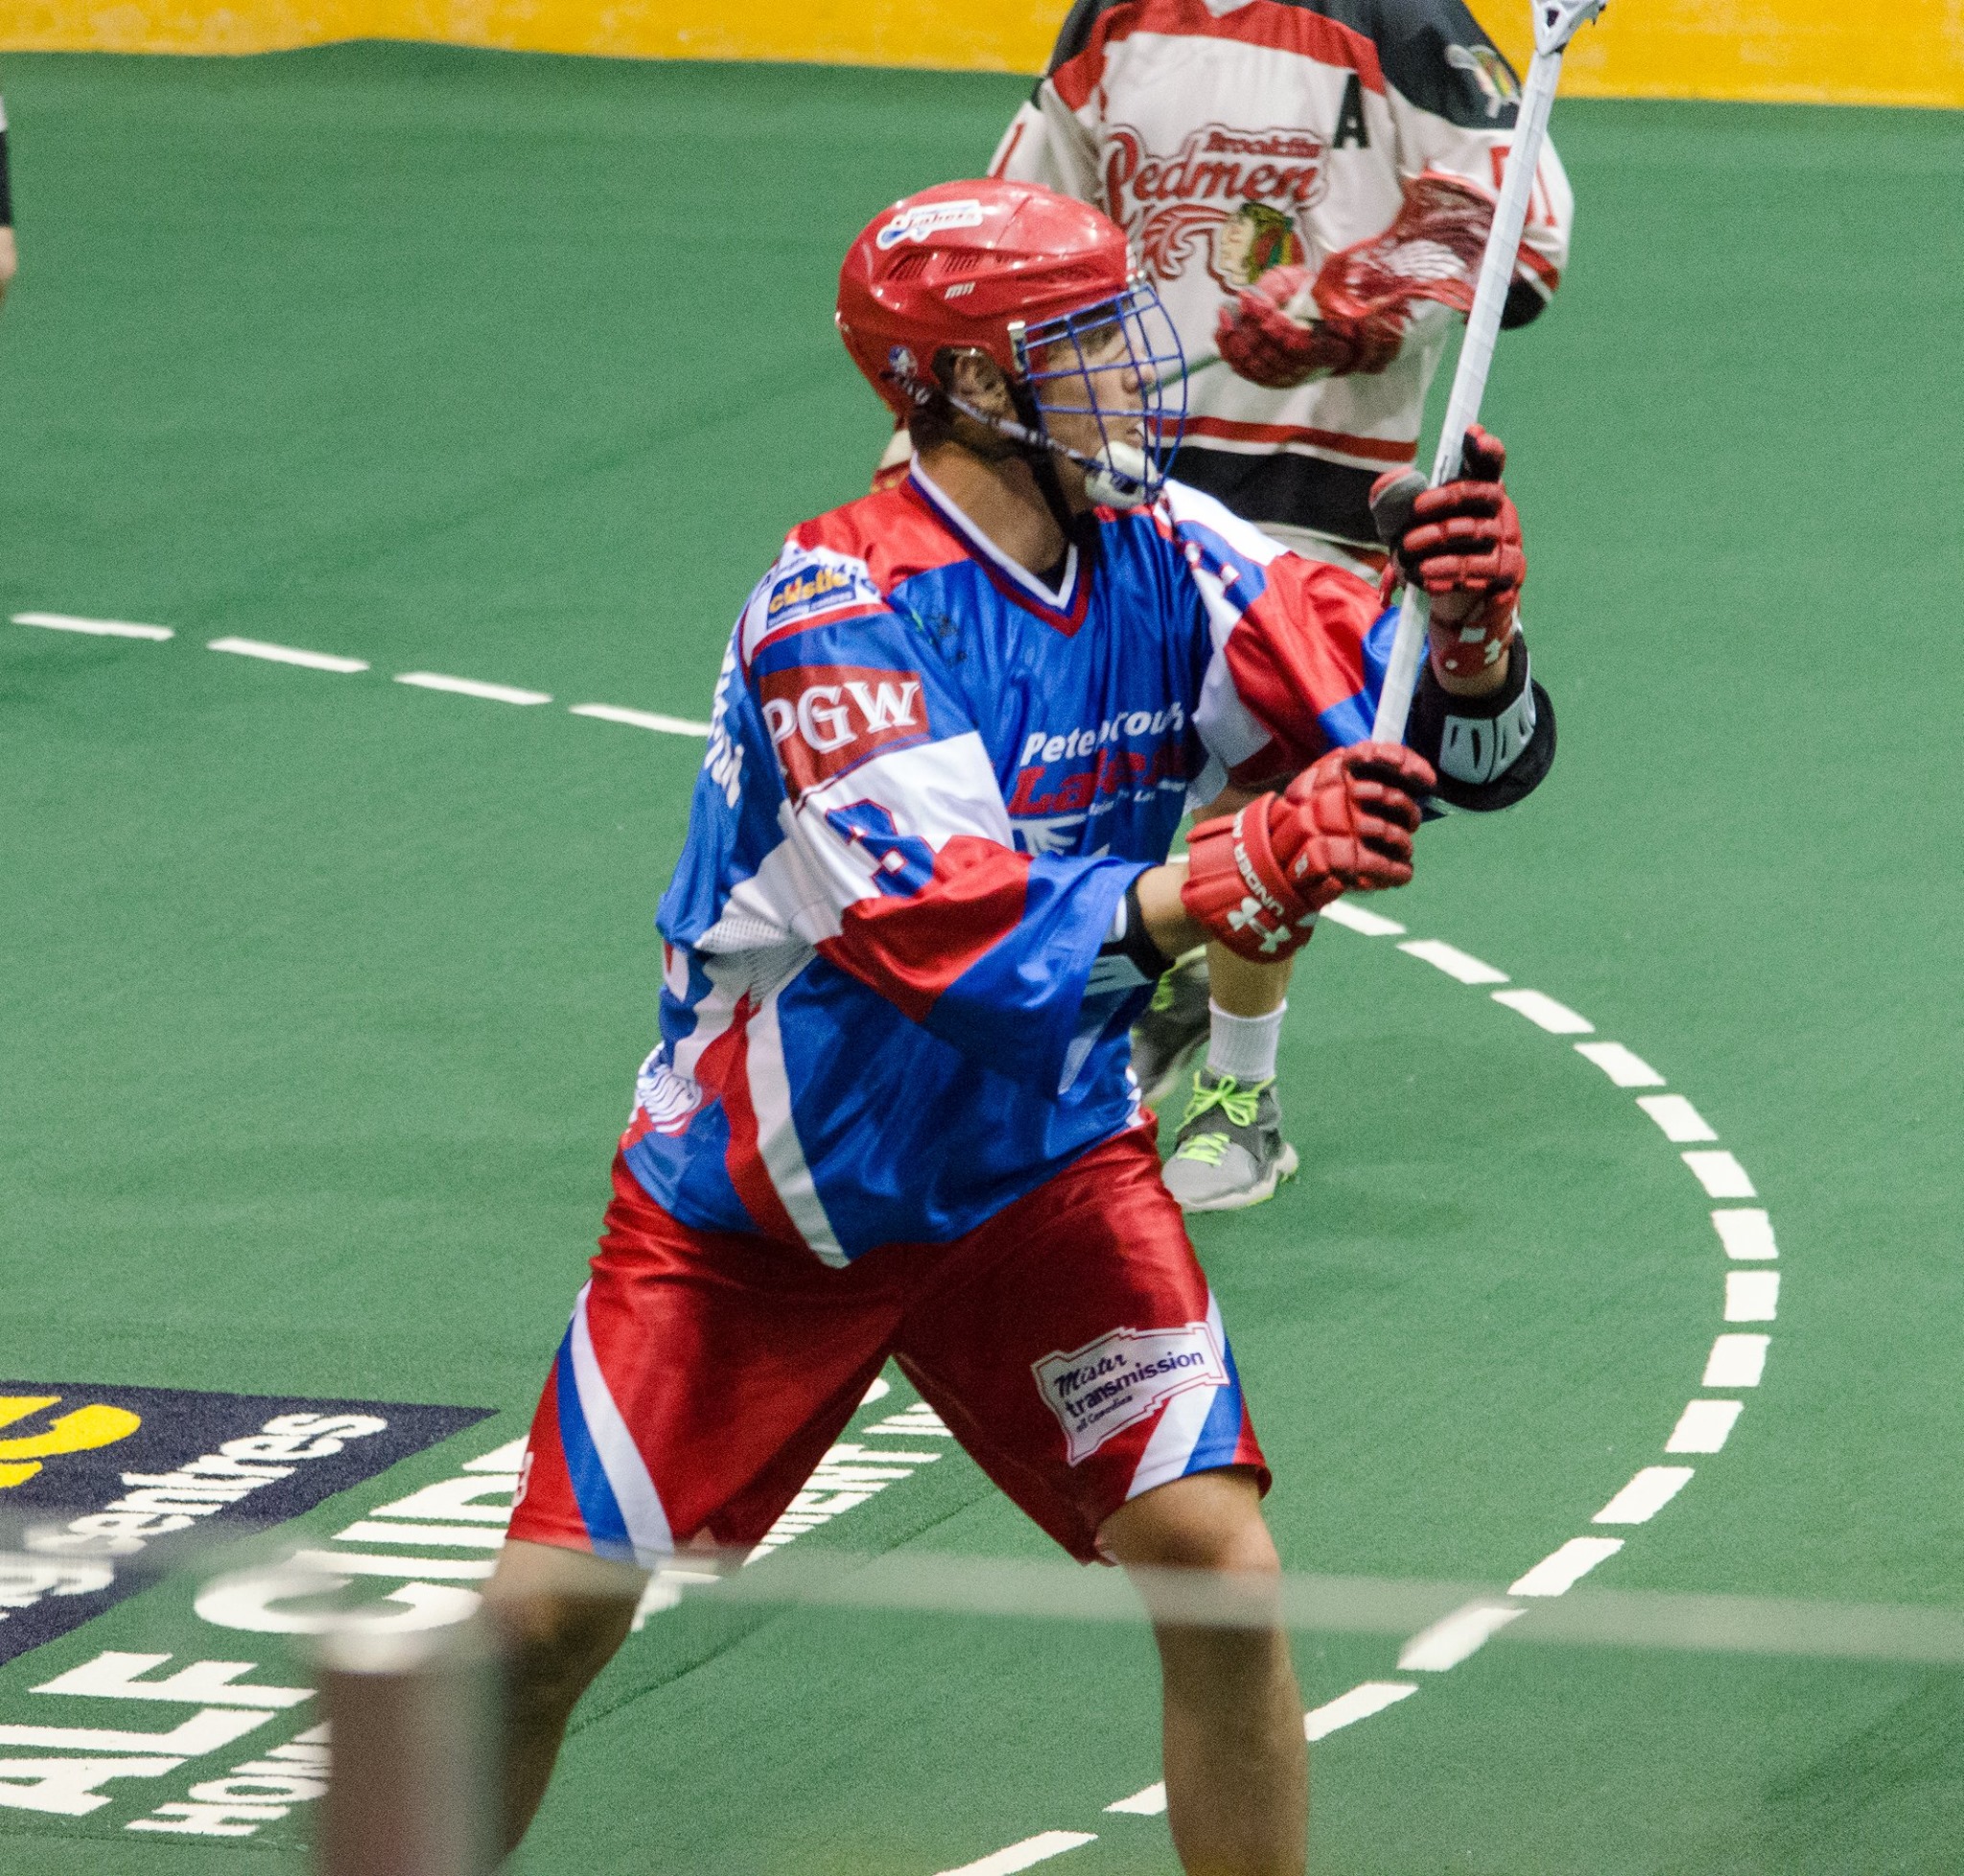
[1368,37,1569,744]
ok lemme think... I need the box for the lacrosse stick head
[1533,0,1609,56]
[1311,172,1497,325]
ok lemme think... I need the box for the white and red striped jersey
[991,0,1574,561]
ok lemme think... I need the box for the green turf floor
[3,41,1964,1874]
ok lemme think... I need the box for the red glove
[1214,263,1404,390]
[1181,742,1435,961]
[1369,425,1525,681]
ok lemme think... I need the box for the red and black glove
[1181,742,1435,962]
[1369,424,1526,681]
[1214,262,1405,390]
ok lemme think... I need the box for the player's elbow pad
[1404,636,1555,812]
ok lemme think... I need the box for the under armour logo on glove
[1227,890,1306,957]
[1181,742,1435,963]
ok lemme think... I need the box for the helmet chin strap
[939,382,1156,522]
[1004,380,1089,541]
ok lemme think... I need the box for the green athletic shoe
[1131,948,1211,1109]
[1162,1068,1299,1213]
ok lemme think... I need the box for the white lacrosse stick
[1370,0,1608,744]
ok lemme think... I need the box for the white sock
[1205,1000,1284,1085]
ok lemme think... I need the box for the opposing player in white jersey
[993,0,1574,1208]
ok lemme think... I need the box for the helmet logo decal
[877,199,987,248]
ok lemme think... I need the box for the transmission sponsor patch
[1033,1323,1228,1465]
[0,1384,489,1666]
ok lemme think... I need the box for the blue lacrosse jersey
[620,464,1394,1263]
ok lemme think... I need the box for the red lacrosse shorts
[505,1122,1267,1566]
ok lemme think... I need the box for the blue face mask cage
[1009,277,1188,505]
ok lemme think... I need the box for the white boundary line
[208,636,368,673]
[13,611,173,641]
[9,612,709,738]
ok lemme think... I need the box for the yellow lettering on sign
[0,1396,144,1490]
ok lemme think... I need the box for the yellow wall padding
[4,0,1962,111]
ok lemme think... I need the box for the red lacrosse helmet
[837,179,1134,421]
[837,178,1187,505]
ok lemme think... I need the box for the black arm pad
[1099,875,1177,983]
[1501,277,1549,330]
[1404,635,1555,812]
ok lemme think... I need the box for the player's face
[1032,317,1148,462]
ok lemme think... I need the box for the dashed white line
[1666,1400,1744,1454]
[1711,1208,1777,1259]
[331,1519,505,1549]
[394,671,552,706]
[1104,1681,1420,1817]
[1592,1466,1695,1525]
[1320,899,1406,937]
[1682,1150,1757,1198]
[1573,1041,1665,1087]
[1637,1094,1718,1142]
[1704,1334,1770,1388]
[1724,1271,1780,1323]
[288,1548,493,1581]
[1396,938,1508,985]
[1396,1601,1525,1672]
[568,701,712,737]
[936,1831,1099,1875]
[1490,988,1594,1034]
[208,636,368,672]
[1508,1536,1625,1597]
[1305,1679,1420,1738]
[14,611,173,640]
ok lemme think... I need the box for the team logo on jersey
[1103,123,1327,291]
[1005,702,1193,851]
[631,1047,703,1137]
[760,664,927,798]
[1445,43,1521,119]
[0,1384,488,1665]
[877,199,986,248]
[1034,1323,1228,1465]
[1213,202,1306,290]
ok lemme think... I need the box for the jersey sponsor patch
[761,549,884,636]
[0,1383,489,1665]
[1033,1321,1228,1465]
[760,663,928,798]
